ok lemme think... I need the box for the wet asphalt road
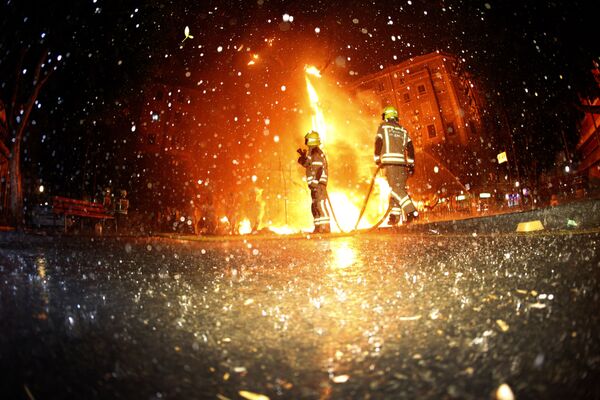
[1,231,599,400]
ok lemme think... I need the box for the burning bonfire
[251,64,396,234]
[210,63,402,236]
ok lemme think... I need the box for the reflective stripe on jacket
[374,120,413,166]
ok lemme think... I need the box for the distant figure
[199,191,217,235]
[243,185,262,234]
[117,190,129,214]
[102,188,112,211]
[191,197,202,235]
[116,190,129,232]
[374,106,418,225]
[224,191,240,234]
[297,130,331,233]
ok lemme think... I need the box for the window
[403,93,410,103]
[446,122,456,136]
[417,84,426,95]
[427,124,436,138]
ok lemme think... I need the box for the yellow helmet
[382,105,398,121]
[304,130,321,146]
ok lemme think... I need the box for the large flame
[305,76,328,143]
[302,65,391,232]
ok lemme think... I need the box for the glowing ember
[268,225,296,235]
[248,54,259,65]
[304,64,322,78]
[239,218,252,235]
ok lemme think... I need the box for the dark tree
[3,50,54,228]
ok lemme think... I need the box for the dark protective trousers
[385,165,416,220]
[310,184,330,231]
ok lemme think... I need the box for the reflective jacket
[301,147,328,187]
[374,119,414,166]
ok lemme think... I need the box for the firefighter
[297,130,331,233]
[374,106,419,225]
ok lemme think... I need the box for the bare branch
[574,102,600,115]
[32,50,48,86]
[9,49,26,123]
[13,52,53,145]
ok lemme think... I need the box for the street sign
[497,151,508,164]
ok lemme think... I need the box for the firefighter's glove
[408,164,415,176]
[297,149,308,165]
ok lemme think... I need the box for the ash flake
[332,374,349,383]
[239,391,269,400]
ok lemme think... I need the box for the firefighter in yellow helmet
[374,106,418,225]
[297,130,331,233]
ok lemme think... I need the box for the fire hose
[327,191,391,234]
[366,203,393,233]
[324,166,391,234]
[354,166,393,232]
[354,166,420,232]
[327,165,380,233]
[326,192,348,234]
[353,166,381,230]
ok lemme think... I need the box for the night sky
[0,0,597,207]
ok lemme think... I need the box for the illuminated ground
[1,228,599,399]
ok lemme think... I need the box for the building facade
[351,51,494,201]
[352,52,485,151]
[576,63,600,186]
[0,100,9,222]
